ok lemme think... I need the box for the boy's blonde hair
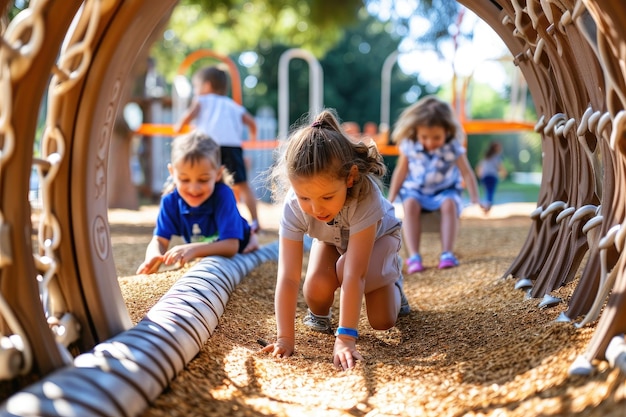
[163,131,232,194]
[391,95,460,144]
[269,109,386,203]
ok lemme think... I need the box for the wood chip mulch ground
[113,207,626,417]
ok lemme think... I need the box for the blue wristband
[335,327,358,339]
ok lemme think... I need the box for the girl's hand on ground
[136,256,163,275]
[260,338,294,358]
[333,336,363,371]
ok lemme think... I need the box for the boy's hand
[136,256,164,275]
[333,335,363,371]
[242,232,259,253]
[163,244,196,266]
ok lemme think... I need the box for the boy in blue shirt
[136,132,258,274]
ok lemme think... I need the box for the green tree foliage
[152,0,364,83]
[319,11,418,128]
[236,10,425,130]
[365,0,463,54]
[156,2,431,132]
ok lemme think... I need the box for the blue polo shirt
[154,182,250,252]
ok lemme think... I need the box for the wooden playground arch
[0,1,625,415]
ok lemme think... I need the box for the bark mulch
[112,206,626,417]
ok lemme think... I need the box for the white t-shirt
[193,93,246,147]
[478,155,502,179]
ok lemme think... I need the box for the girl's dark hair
[163,131,232,194]
[484,141,502,158]
[269,109,386,203]
[391,95,461,144]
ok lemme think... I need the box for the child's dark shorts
[220,146,247,184]
[237,226,252,253]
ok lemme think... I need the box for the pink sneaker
[406,255,424,273]
[438,252,459,269]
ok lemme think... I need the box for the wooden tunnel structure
[0,0,625,415]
